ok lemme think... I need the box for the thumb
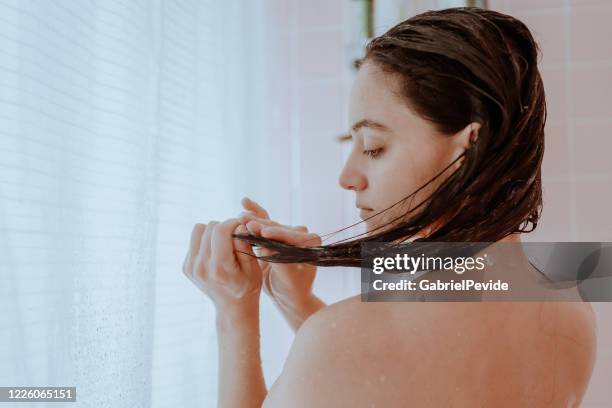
[233,224,262,276]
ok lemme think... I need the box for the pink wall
[489,0,612,244]
[489,2,612,405]
[264,0,354,304]
[265,0,611,405]
[260,0,354,384]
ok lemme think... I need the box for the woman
[182,8,597,407]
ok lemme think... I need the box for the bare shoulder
[263,296,597,407]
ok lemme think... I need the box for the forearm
[273,292,326,332]
[216,298,267,408]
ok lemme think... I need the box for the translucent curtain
[0,0,269,407]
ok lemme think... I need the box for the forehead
[349,62,416,127]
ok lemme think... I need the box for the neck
[476,233,541,283]
[497,233,522,243]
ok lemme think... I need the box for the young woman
[182,8,597,407]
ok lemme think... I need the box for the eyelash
[363,148,384,159]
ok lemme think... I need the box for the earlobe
[468,122,481,145]
[453,122,481,170]
[453,122,480,151]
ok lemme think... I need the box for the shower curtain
[0,0,270,406]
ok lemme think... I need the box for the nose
[338,155,367,191]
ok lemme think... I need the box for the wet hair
[234,7,546,267]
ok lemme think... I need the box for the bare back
[262,289,597,407]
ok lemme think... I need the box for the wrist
[215,293,260,332]
[273,290,317,315]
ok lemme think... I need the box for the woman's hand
[184,220,268,408]
[182,218,263,312]
[238,197,321,311]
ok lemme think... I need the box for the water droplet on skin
[331,321,337,329]
[379,374,386,382]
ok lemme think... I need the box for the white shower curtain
[0,0,271,406]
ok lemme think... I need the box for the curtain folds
[0,1,269,406]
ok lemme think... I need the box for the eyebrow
[336,119,391,142]
[352,119,389,132]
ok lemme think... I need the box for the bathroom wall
[258,0,356,384]
[488,2,612,406]
[264,0,611,404]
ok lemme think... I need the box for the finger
[234,224,261,274]
[190,223,207,256]
[260,226,321,247]
[238,212,279,228]
[241,197,270,219]
[184,223,206,278]
[210,218,242,275]
[246,220,265,235]
[182,250,195,280]
[239,212,304,233]
[245,219,298,236]
[199,220,218,264]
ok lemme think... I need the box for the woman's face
[339,61,476,235]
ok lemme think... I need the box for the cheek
[372,148,448,216]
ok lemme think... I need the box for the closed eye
[363,148,384,159]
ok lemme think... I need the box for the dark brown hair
[234,7,546,267]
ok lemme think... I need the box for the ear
[456,121,481,149]
[451,121,481,169]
